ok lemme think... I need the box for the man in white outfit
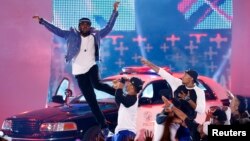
[141,57,206,141]
[108,77,143,141]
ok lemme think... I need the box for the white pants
[169,123,180,141]
[153,122,180,141]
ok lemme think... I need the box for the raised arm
[140,57,160,73]
[113,79,137,107]
[141,57,182,91]
[99,1,119,37]
[32,15,69,38]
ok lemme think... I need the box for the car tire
[82,125,101,141]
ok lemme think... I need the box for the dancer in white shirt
[141,57,205,141]
[108,77,143,141]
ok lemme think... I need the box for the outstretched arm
[99,1,119,37]
[140,57,160,73]
[32,15,69,38]
[141,57,182,92]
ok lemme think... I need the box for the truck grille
[12,119,40,135]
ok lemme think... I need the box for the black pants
[75,65,116,129]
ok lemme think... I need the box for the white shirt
[72,35,96,75]
[115,97,139,134]
[158,68,206,114]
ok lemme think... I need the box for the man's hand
[113,1,120,11]
[162,96,172,107]
[144,130,153,141]
[172,117,183,124]
[32,16,41,22]
[205,109,213,121]
[140,57,160,73]
[178,91,190,101]
[112,79,124,89]
[141,57,150,66]
[226,89,234,100]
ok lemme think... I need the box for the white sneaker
[107,131,114,137]
[101,128,112,138]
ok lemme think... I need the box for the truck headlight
[40,122,77,132]
[1,120,12,131]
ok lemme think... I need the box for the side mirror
[52,95,64,104]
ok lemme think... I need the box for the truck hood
[7,103,117,122]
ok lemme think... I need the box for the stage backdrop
[48,0,233,99]
[0,0,52,125]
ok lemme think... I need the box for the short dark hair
[236,95,248,114]
[213,109,227,124]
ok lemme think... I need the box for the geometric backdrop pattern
[48,0,232,98]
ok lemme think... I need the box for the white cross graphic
[115,42,128,56]
[160,43,169,52]
[145,43,153,52]
[204,46,218,60]
[172,53,182,61]
[115,58,125,68]
[132,53,141,63]
[185,41,198,54]
[207,61,217,72]
[188,56,198,66]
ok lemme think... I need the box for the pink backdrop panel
[231,1,250,97]
[0,0,52,124]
